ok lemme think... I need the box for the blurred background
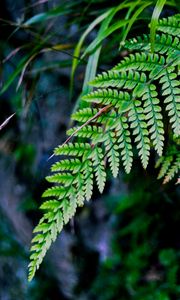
[0,0,180,299]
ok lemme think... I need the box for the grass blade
[70,9,113,97]
[82,19,129,57]
[150,0,167,52]
[120,1,152,48]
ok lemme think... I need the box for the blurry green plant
[89,170,180,299]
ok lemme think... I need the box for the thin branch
[48,104,111,160]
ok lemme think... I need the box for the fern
[122,33,180,57]
[156,149,180,184]
[143,84,164,155]
[158,14,180,36]
[28,14,180,281]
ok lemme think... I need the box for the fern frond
[158,14,180,36]
[104,130,120,177]
[40,200,61,211]
[29,14,180,281]
[163,154,180,184]
[72,108,103,123]
[129,100,150,168]
[75,173,85,206]
[83,159,93,200]
[160,67,180,136]
[91,147,106,193]
[51,158,81,172]
[89,70,147,90]
[67,125,103,139]
[28,209,63,281]
[116,116,133,174]
[42,186,67,198]
[113,53,165,72]
[82,88,131,111]
[156,152,180,184]
[123,34,180,58]
[157,155,173,179]
[143,84,164,156]
[54,142,91,157]
[72,108,118,129]
[46,173,74,186]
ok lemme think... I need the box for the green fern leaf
[157,155,173,179]
[83,159,93,200]
[46,173,74,186]
[117,116,133,173]
[156,150,180,184]
[163,154,180,184]
[28,209,63,281]
[122,34,180,58]
[89,70,147,90]
[42,186,67,198]
[54,143,91,157]
[129,100,150,168]
[29,14,180,281]
[91,147,106,192]
[82,88,131,111]
[113,53,165,74]
[67,125,103,139]
[104,130,120,177]
[75,173,85,206]
[160,67,180,136]
[143,84,164,156]
[40,200,61,211]
[51,158,81,173]
[158,14,180,36]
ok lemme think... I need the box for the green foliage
[149,0,166,52]
[156,148,180,184]
[28,14,180,281]
[1,0,164,98]
[90,173,180,300]
[71,0,158,98]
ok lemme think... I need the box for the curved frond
[29,14,180,281]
